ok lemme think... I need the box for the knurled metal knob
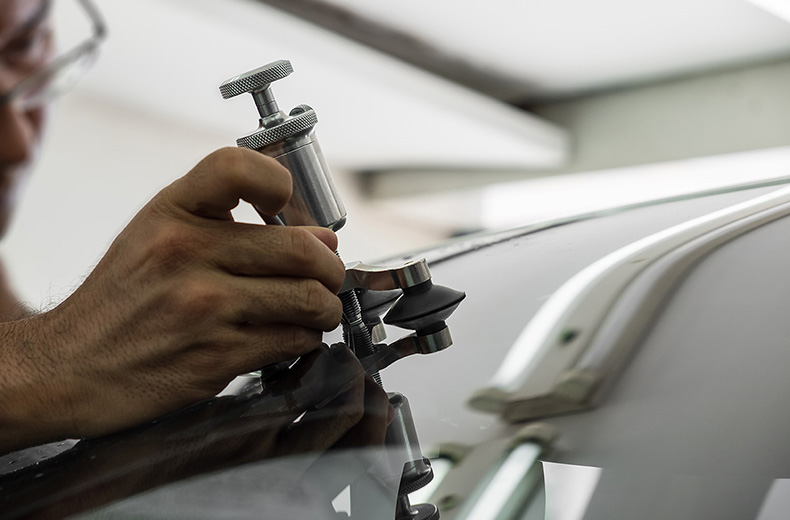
[236,104,318,150]
[219,59,347,231]
[219,59,293,100]
[219,60,297,133]
[220,60,319,149]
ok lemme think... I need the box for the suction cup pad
[383,281,466,334]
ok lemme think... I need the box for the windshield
[4,184,790,520]
[4,1,790,519]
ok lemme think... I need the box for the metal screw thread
[339,288,382,387]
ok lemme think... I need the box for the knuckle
[146,224,195,273]
[205,147,289,184]
[283,327,321,356]
[171,279,226,319]
[203,148,291,212]
[203,147,249,176]
[340,388,365,426]
[348,402,365,425]
[295,279,342,329]
[327,257,346,294]
[297,278,329,318]
[324,295,343,330]
[285,228,314,267]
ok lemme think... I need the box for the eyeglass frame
[0,0,107,108]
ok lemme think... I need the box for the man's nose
[0,66,36,166]
[0,101,36,165]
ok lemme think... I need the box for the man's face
[0,0,51,238]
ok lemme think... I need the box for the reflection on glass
[332,485,352,515]
[756,479,790,520]
[0,345,392,519]
[455,443,542,520]
[408,456,453,505]
[542,461,602,520]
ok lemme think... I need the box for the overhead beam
[363,57,790,199]
[250,0,532,102]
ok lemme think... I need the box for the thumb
[163,148,292,220]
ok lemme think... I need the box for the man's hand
[0,346,394,519]
[0,148,346,451]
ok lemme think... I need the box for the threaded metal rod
[338,283,382,386]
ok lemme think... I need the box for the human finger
[216,275,343,331]
[160,147,292,220]
[331,376,392,449]
[200,224,344,293]
[272,377,367,457]
[168,270,341,332]
[124,325,325,398]
[222,325,326,373]
[304,226,339,252]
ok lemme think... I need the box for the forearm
[0,314,75,455]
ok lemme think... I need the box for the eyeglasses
[0,0,106,109]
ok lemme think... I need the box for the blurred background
[1,0,789,306]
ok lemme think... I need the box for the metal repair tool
[219,59,346,230]
[220,60,465,520]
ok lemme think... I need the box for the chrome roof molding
[469,184,790,421]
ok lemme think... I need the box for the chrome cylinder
[258,132,346,231]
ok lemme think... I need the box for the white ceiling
[64,0,567,172]
[323,0,790,100]
[62,0,790,172]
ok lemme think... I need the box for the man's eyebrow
[13,0,52,35]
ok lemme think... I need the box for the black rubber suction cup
[357,288,402,323]
[383,281,466,335]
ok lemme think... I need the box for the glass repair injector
[221,60,465,520]
[219,59,346,231]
